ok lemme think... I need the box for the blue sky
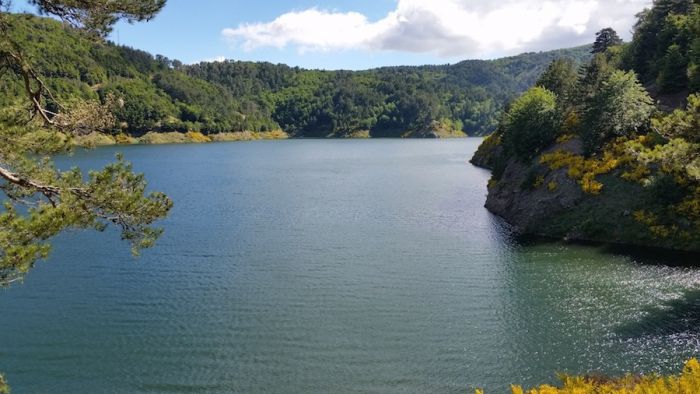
[11,0,652,70]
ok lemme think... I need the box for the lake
[1,139,700,393]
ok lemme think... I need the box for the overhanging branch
[0,163,88,206]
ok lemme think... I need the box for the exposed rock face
[484,139,584,234]
[474,137,700,252]
[470,136,504,169]
[485,161,581,234]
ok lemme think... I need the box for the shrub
[185,131,211,143]
[581,70,654,154]
[502,87,560,160]
[540,146,625,195]
[476,358,700,394]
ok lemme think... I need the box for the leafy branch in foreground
[0,0,171,286]
[0,150,172,284]
[29,0,165,37]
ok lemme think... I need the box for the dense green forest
[0,13,591,138]
[474,0,700,252]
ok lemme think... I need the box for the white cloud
[221,0,651,58]
[198,55,226,64]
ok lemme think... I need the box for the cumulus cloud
[193,55,226,64]
[222,0,651,58]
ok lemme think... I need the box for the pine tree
[658,44,689,92]
[0,0,171,284]
[591,27,623,54]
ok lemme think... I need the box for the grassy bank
[69,129,472,147]
[72,130,289,146]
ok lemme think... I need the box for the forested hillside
[473,0,700,252]
[185,48,590,137]
[0,13,591,138]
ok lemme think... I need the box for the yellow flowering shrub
[539,138,640,195]
[114,133,135,144]
[185,131,211,143]
[624,134,700,241]
[621,163,650,183]
[476,358,700,394]
[540,150,618,194]
[547,181,558,191]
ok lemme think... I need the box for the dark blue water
[1,139,700,393]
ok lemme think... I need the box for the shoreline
[72,130,475,146]
[72,130,289,146]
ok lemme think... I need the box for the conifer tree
[591,27,623,54]
[0,0,171,286]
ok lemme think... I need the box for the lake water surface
[2,139,700,393]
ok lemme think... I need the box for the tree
[576,53,614,105]
[629,0,695,83]
[29,0,165,37]
[582,70,654,152]
[0,2,170,391]
[501,87,560,160]
[686,5,700,92]
[657,43,689,92]
[536,58,578,108]
[0,0,171,284]
[591,27,623,54]
[653,93,700,142]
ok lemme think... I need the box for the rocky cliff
[472,136,700,253]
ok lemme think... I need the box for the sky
[11,0,652,70]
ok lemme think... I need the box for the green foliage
[653,93,700,142]
[0,1,173,283]
[1,14,593,137]
[591,27,623,54]
[29,0,165,37]
[186,47,591,137]
[501,87,560,159]
[0,131,173,283]
[2,14,279,135]
[536,58,578,108]
[102,78,176,132]
[628,0,698,92]
[582,70,654,153]
[576,53,615,104]
[475,1,700,251]
[658,44,689,92]
[689,6,700,92]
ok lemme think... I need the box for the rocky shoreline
[471,136,700,253]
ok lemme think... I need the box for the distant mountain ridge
[0,13,592,138]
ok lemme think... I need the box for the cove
[1,139,699,393]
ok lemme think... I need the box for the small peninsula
[472,2,700,253]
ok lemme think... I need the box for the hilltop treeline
[184,48,590,137]
[475,0,700,251]
[0,13,590,138]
